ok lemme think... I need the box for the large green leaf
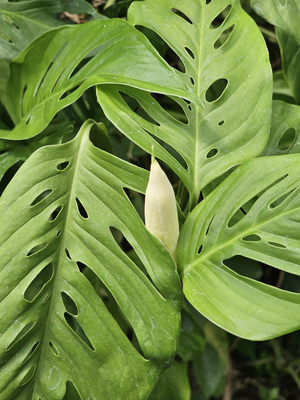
[97,0,272,208]
[276,27,300,105]
[260,100,300,156]
[249,0,300,44]
[177,155,300,340]
[0,18,197,140]
[0,120,182,399]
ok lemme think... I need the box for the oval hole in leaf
[24,262,53,301]
[65,248,72,260]
[268,241,287,249]
[119,91,160,126]
[75,197,88,219]
[21,341,40,366]
[57,161,70,171]
[61,292,78,316]
[0,160,24,196]
[278,127,296,151]
[34,63,54,98]
[185,47,195,59]
[59,84,81,100]
[49,341,59,356]
[19,365,36,386]
[30,190,52,207]
[218,120,224,126]
[214,24,235,49]
[205,78,228,102]
[279,0,287,5]
[26,242,48,257]
[6,322,35,351]
[171,8,193,24]
[210,4,232,29]
[206,0,212,4]
[48,205,63,221]
[269,187,296,209]
[81,261,132,335]
[242,234,261,242]
[63,381,83,400]
[198,244,203,255]
[64,313,95,351]
[223,255,263,280]
[227,208,247,228]
[206,149,218,159]
[164,43,186,73]
[150,93,188,125]
[205,216,215,236]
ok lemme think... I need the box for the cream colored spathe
[144,157,179,262]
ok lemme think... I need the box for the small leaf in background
[250,0,300,44]
[260,100,300,156]
[276,27,300,105]
[147,361,191,400]
[178,305,206,362]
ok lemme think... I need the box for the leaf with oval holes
[0,120,74,181]
[260,101,300,156]
[0,18,198,141]
[177,154,300,340]
[249,0,300,44]
[0,120,182,399]
[96,0,272,209]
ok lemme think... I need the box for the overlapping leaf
[276,27,300,105]
[0,120,182,399]
[97,0,272,208]
[261,100,300,156]
[0,18,197,140]
[0,0,102,62]
[178,155,300,339]
[250,0,300,44]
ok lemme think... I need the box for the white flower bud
[145,158,179,262]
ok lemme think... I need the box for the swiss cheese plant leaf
[0,0,102,62]
[0,119,74,181]
[250,0,300,44]
[177,155,300,340]
[276,27,300,105]
[261,100,300,156]
[0,120,182,400]
[0,18,197,140]
[97,0,272,208]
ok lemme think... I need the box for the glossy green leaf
[260,100,300,156]
[178,155,300,340]
[0,120,182,399]
[250,0,300,44]
[276,27,300,105]
[0,18,197,140]
[97,0,272,208]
